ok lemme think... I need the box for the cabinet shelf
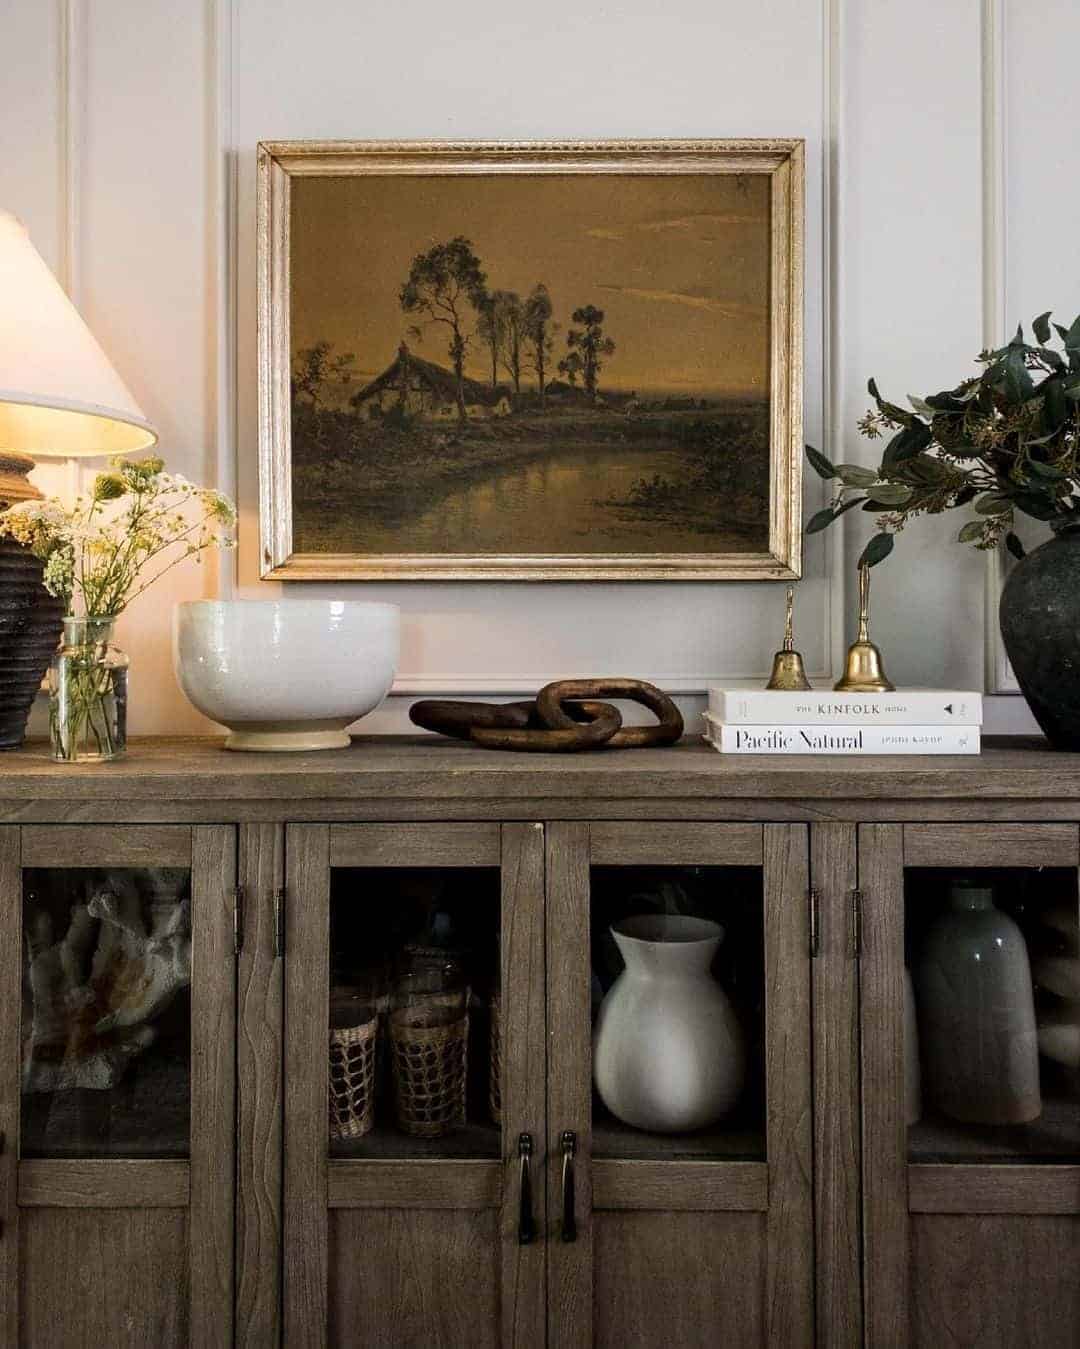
[908,1092,1080,1165]
[592,1102,765,1162]
[330,1117,500,1161]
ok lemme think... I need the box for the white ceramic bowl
[174,600,400,751]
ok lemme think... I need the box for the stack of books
[703,688,982,756]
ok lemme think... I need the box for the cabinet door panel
[910,1214,1080,1348]
[284,821,546,1349]
[19,1207,190,1346]
[860,822,1080,1348]
[0,824,236,1347]
[328,1208,500,1349]
[593,1210,765,1349]
[547,821,812,1347]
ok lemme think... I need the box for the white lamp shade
[0,210,157,457]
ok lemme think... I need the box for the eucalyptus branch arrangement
[806,312,1080,566]
[0,455,236,615]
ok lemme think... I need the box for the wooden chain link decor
[409,678,683,752]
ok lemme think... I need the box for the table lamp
[0,209,158,747]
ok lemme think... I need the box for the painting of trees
[476,289,524,394]
[522,284,554,407]
[565,306,616,403]
[557,351,584,387]
[399,237,487,420]
[292,340,356,410]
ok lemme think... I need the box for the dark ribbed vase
[1000,518,1080,751]
[0,539,65,749]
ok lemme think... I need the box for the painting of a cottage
[261,140,803,579]
[354,344,512,423]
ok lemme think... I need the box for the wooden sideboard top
[0,735,1072,802]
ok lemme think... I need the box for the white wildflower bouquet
[0,455,236,616]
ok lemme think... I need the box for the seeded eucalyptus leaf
[1062,314,1080,353]
[866,483,914,506]
[805,445,837,479]
[834,495,866,519]
[1026,458,1065,477]
[1011,492,1062,521]
[958,520,985,543]
[866,378,911,425]
[858,532,894,568]
[882,420,932,469]
[974,492,1013,515]
[1004,345,1036,401]
[806,507,838,534]
[835,463,878,488]
[1043,377,1067,432]
[1033,311,1052,344]
[1005,532,1026,560]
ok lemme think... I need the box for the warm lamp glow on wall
[0,210,159,751]
[0,209,157,507]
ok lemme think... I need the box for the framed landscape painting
[257,139,803,580]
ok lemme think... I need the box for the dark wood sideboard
[1,737,1078,1347]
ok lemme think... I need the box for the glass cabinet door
[283,822,546,1349]
[860,823,1080,1349]
[0,824,236,1347]
[545,822,813,1348]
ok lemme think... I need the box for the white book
[702,715,980,756]
[708,687,982,727]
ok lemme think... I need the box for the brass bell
[835,565,894,693]
[766,586,812,691]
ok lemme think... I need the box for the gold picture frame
[257,139,804,581]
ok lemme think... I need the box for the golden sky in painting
[290,172,771,397]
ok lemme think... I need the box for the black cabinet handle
[518,1133,536,1245]
[560,1130,577,1243]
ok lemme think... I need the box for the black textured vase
[0,538,65,749]
[1000,520,1080,751]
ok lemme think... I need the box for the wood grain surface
[18,1159,189,1208]
[500,822,548,1349]
[859,824,908,1349]
[903,821,1079,868]
[327,1159,500,1209]
[910,1213,1080,1348]
[811,823,862,1349]
[327,1208,499,1349]
[19,1207,190,1346]
[545,822,593,1349]
[593,1211,766,1349]
[330,822,500,868]
[0,827,20,1346]
[190,825,237,1348]
[284,824,330,1348]
[1,737,1078,804]
[592,1160,767,1211]
[237,823,284,1347]
[909,1164,1080,1215]
[18,823,192,867]
[589,820,762,865]
[763,823,814,1345]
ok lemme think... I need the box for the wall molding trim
[210,0,238,600]
[980,0,1018,695]
[822,0,846,683]
[390,671,835,697]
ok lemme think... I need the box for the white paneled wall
[2,0,1068,737]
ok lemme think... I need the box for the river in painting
[291,401,770,556]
